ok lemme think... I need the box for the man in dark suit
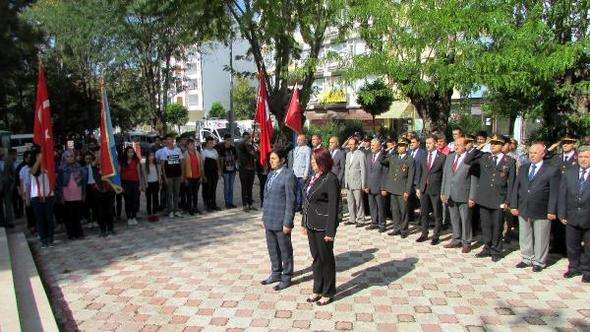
[365,139,387,232]
[261,151,296,290]
[465,134,516,262]
[558,145,590,282]
[510,143,560,272]
[408,136,425,223]
[416,135,446,245]
[550,134,579,256]
[329,136,345,184]
[441,137,477,253]
[381,138,415,237]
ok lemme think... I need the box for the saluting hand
[511,209,519,216]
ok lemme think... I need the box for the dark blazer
[302,172,341,237]
[330,149,345,184]
[558,166,590,228]
[366,151,388,194]
[381,153,415,195]
[418,150,446,195]
[262,167,296,230]
[465,150,516,209]
[550,152,578,175]
[410,148,426,187]
[510,162,560,220]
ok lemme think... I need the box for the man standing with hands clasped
[510,143,560,272]
[558,145,590,282]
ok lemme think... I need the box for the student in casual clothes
[158,134,184,218]
[182,139,204,215]
[29,151,56,247]
[19,151,36,234]
[56,150,87,240]
[142,151,161,222]
[218,134,238,209]
[83,152,99,227]
[120,146,141,225]
[202,137,221,211]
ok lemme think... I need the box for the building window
[187,93,200,107]
[176,97,183,105]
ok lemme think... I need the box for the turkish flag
[284,84,303,134]
[33,60,56,191]
[255,73,273,166]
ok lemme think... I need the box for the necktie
[580,169,588,191]
[373,154,378,164]
[528,164,537,181]
[452,155,459,172]
[427,152,432,170]
[492,155,497,165]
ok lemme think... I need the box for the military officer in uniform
[549,133,579,256]
[380,138,415,237]
[465,134,516,262]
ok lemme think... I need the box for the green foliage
[347,0,482,133]
[306,120,366,147]
[209,102,227,118]
[448,110,483,136]
[356,80,394,118]
[165,103,189,129]
[0,0,42,132]
[232,77,256,120]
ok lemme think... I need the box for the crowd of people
[257,129,590,305]
[1,127,590,293]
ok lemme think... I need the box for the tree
[165,103,189,132]
[232,77,256,120]
[0,0,42,132]
[356,80,394,132]
[474,1,590,141]
[225,0,346,142]
[209,102,227,118]
[347,0,486,133]
[25,0,230,133]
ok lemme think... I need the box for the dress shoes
[430,238,440,245]
[444,241,461,249]
[355,223,364,228]
[400,232,408,239]
[532,265,543,272]
[461,244,471,253]
[515,261,531,269]
[582,275,590,283]
[416,234,428,242]
[388,230,401,236]
[260,277,280,285]
[366,224,379,230]
[475,250,490,258]
[563,270,581,279]
[378,228,386,233]
[273,281,291,291]
[491,255,502,262]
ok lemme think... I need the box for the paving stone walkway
[32,207,590,331]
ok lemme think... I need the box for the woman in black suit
[301,148,340,305]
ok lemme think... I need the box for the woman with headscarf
[56,149,87,240]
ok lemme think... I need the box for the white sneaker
[169,212,175,218]
[174,212,183,218]
[131,218,138,225]
[127,219,134,226]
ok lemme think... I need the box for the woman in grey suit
[302,148,340,305]
[260,148,296,291]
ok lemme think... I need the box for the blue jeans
[223,171,236,207]
[295,177,304,211]
[31,196,55,245]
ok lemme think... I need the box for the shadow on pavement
[335,257,418,301]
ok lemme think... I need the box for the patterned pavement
[32,204,590,331]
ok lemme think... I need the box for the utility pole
[228,35,236,138]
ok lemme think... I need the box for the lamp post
[228,36,236,138]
